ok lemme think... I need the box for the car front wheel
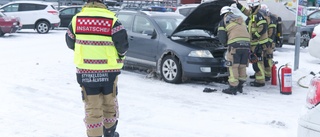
[300,32,310,48]
[0,29,5,37]
[36,21,50,34]
[160,55,182,84]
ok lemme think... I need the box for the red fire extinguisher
[278,64,292,95]
[271,61,278,85]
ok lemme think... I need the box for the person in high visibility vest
[65,0,129,136]
[236,0,268,87]
[218,6,251,95]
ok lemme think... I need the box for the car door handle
[129,36,134,40]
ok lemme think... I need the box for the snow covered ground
[0,30,319,137]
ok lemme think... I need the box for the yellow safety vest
[71,8,123,71]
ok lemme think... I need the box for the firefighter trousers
[226,45,250,87]
[81,76,119,137]
[264,42,275,78]
[251,44,266,84]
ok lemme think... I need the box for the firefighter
[65,0,129,137]
[218,6,251,95]
[259,4,277,82]
[236,0,268,87]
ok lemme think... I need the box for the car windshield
[154,17,182,35]
[154,16,211,37]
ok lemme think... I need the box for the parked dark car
[58,6,82,27]
[59,5,120,27]
[116,0,235,83]
[0,11,20,36]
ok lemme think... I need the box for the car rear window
[117,14,134,30]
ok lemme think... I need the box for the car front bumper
[10,25,20,33]
[298,106,320,137]
[51,22,60,29]
[182,56,228,78]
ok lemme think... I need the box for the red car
[0,11,21,36]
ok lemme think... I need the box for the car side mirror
[142,30,153,35]
[142,29,157,39]
[0,9,4,12]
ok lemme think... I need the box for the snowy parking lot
[0,30,319,137]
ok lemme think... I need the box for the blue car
[116,0,234,83]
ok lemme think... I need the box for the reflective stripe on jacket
[237,4,268,46]
[218,13,250,45]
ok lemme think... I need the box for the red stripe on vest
[75,17,113,36]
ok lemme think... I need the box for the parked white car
[175,4,199,17]
[308,25,320,59]
[0,1,60,34]
[298,76,320,137]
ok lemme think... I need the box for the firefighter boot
[265,76,271,81]
[249,74,255,79]
[103,121,119,137]
[237,81,245,93]
[222,86,238,95]
[250,81,265,87]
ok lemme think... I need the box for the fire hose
[297,71,320,88]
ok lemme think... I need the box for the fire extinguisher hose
[297,75,309,88]
[278,65,285,92]
[297,71,319,88]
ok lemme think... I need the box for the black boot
[222,86,237,95]
[237,81,245,93]
[104,121,119,137]
[265,76,271,81]
[250,81,265,87]
[249,74,255,79]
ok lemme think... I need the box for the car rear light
[47,10,59,15]
[311,32,316,38]
[306,76,320,108]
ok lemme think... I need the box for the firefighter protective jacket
[259,10,277,44]
[237,3,268,46]
[217,13,250,46]
[65,2,129,86]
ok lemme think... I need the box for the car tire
[36,21,50,34]
[160,55,182,84]
[0,29,5,37]
[300,32,310,48]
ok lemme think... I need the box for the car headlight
[13,22,17,25]
[188,50,213,58]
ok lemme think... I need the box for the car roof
[117,10,183,17]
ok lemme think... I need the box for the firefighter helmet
[246,0,260,7]
[260,4,269,12]
[220,6,233,16]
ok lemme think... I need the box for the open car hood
[171,0,235,36]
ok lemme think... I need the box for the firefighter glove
[249,53,259,63]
